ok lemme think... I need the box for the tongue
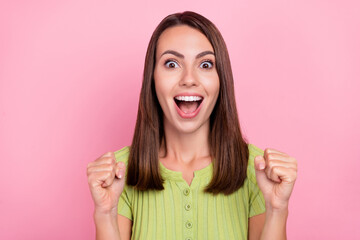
[178,101,198,114]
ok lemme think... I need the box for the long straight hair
[126,11,249,195]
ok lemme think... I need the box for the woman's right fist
[87,152,126,214]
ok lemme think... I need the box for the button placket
[183,188,190,196]
[182,185,193,240]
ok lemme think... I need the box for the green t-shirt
[115,143,266,240]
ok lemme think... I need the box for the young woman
[87,11,298,240]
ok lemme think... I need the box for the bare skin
[87,25,297,240]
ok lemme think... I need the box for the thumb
[254,155,270,192]
[254,155,266,171]
[110,162,126,196]
[115,161,126,179]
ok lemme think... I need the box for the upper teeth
[175,96,203,101]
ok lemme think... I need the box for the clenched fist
[87,152,126,215]
[254,148,298,211]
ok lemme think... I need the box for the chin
[173,119,209,134]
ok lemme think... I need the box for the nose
[179,68,198,87]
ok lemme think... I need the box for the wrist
[94,207,118,219]
[265,201,289,213]
[93,209,121,240]
[261,208,288,240]
[94,210,119,229]
[265,205,289,221]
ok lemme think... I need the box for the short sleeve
[247,144,266,218]
[114,146,133,221]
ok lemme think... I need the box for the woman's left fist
[254,148,298,211]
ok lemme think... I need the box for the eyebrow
[160,50,215,59]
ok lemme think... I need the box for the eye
[165,60,180,68]
[200,60,214,69]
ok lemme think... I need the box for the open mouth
[174,95,203,114]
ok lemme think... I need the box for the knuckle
[101,163,110,169]
[265,148,276,155]
[267,153,275,161]
[107,157,115,165]
[268,160,274,168]
[107,164,116,172]
[87,166,95,175]
[90,181,98,189]
[106,163,114,169]
[292,161,297,167]
[272,166,279,174]
[105,171,113,179]
[293,165,298,172]
[101,157,112,164]
[106,151,115,159]
[100,151,112,159]
[104,171,110,178]
[87,176,95,185]
[264,148,270,155]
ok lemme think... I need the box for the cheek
[154,68,179,98]
[154,73,173,109]
[203,75,220,97]
[154,68,165,98]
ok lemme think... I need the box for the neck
[160,118,211,165]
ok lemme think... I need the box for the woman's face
[154,25,220,134]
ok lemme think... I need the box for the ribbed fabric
[115,144,265,240]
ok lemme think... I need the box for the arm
[87,152,130,240]
[248,209,288,240]
[93,211,132,240]
[250,148,297,240]
[94,210,121,240]
[248,213,265,240]
[260,208,287,240]
[118,214,132,240]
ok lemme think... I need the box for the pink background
[1,0,359,239]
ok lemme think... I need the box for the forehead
[156,25,214,57]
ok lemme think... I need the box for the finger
[101,170,116,188]
[266,166,281,183]
[101,151,115,158]
[264,148,289,157]
[264,152,297,167]
[269,166,297,184]
[88,156,116,168]
[266,159,297,171]
[88,171,115,189]
[264,152,291,162]
[87,164,115,175]
[93,152,115,165]
[265,159,297,183]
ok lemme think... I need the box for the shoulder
[248,143,264,164]
[114,146,130,165]
[246,143,264,184]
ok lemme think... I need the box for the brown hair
[126,11,249,195]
